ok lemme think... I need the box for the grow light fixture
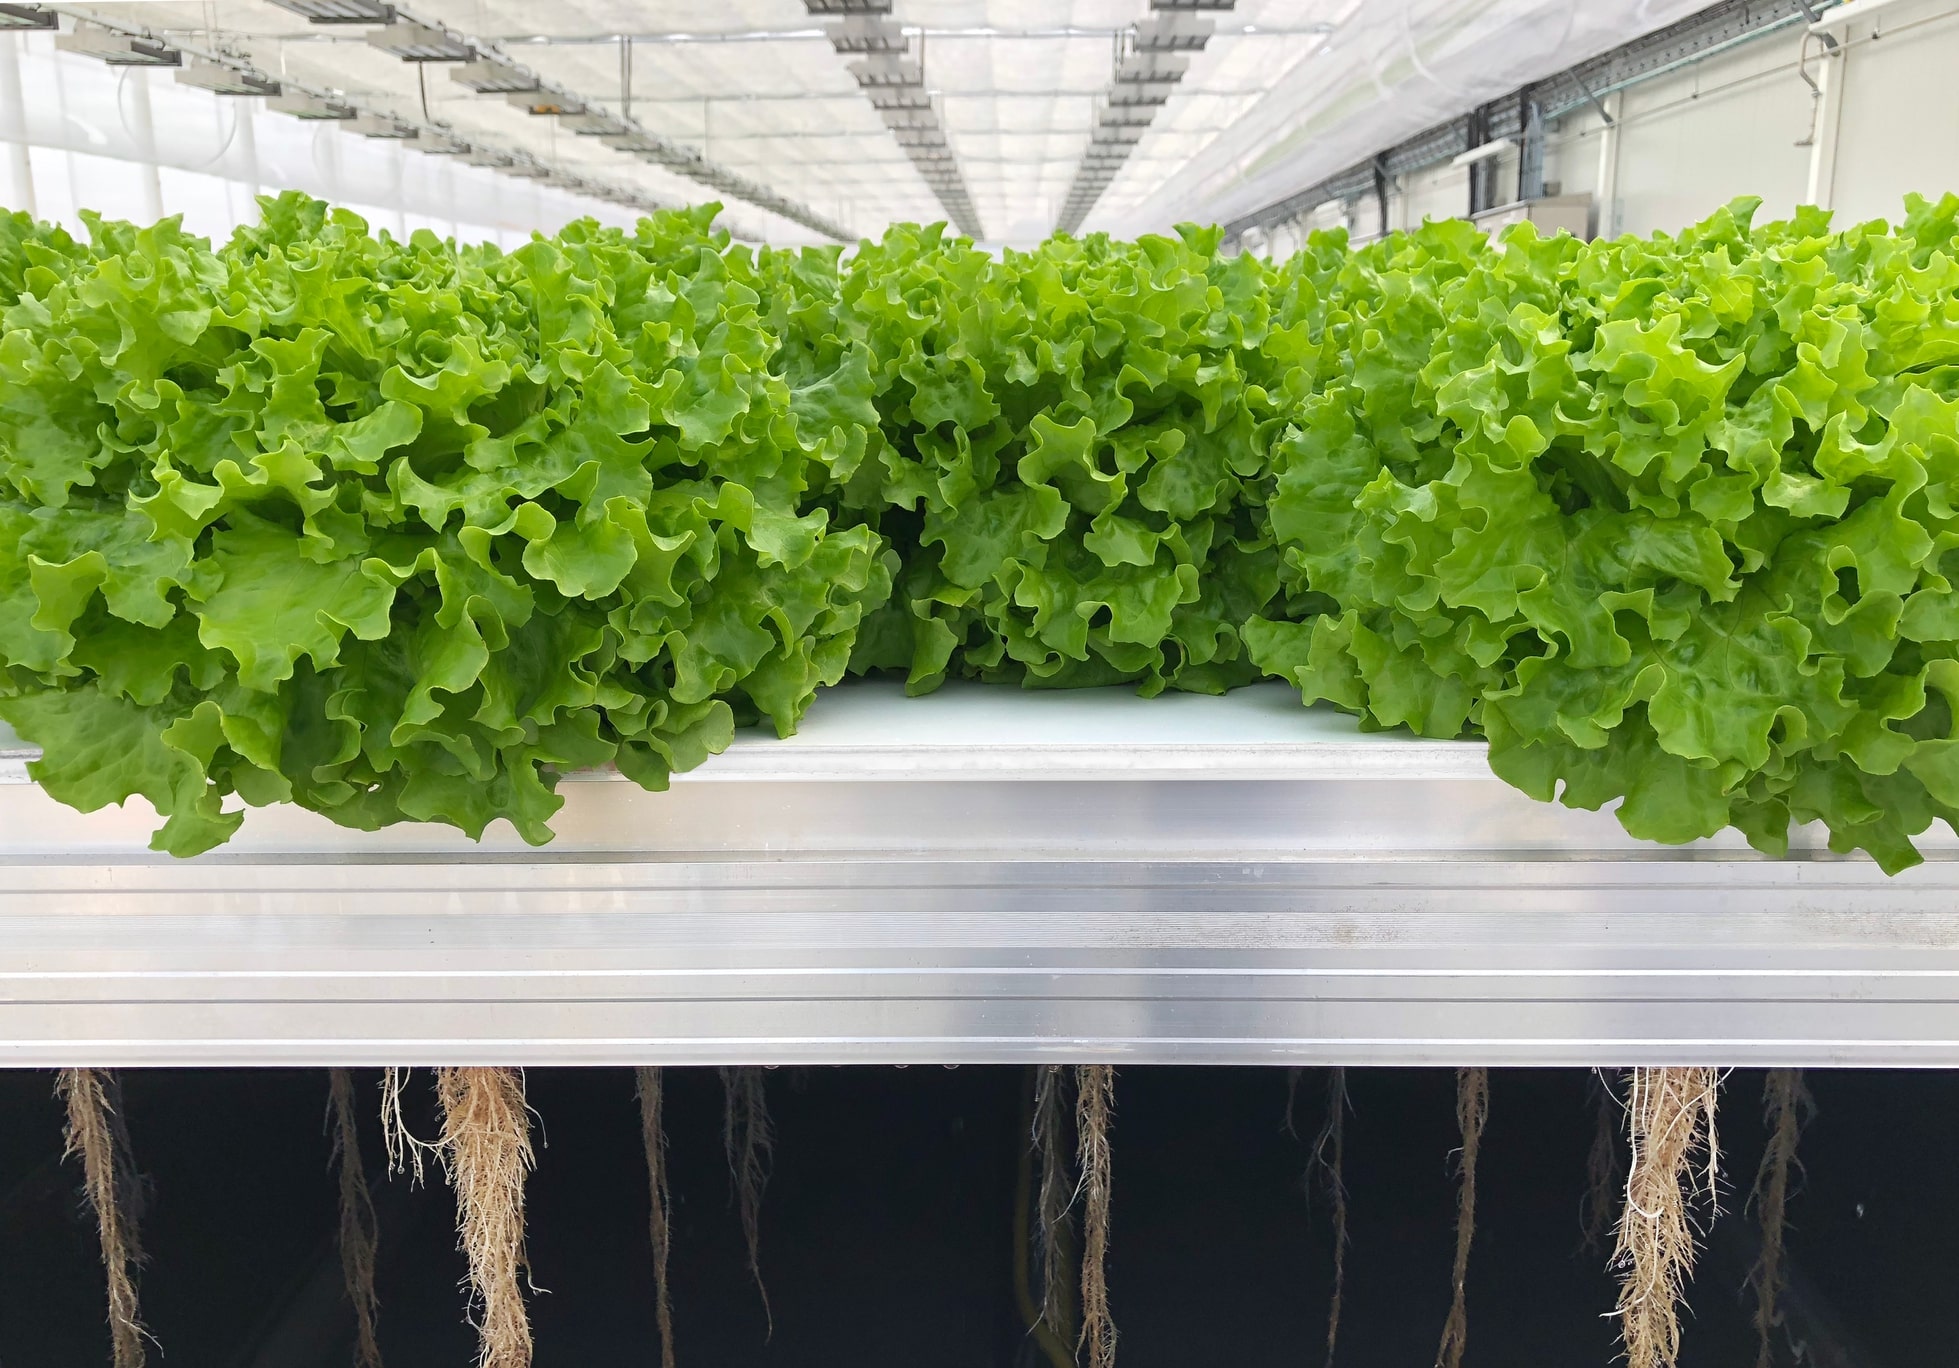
[828,15,906,53]
[348,114,416,138]
[266,0,397,22]
[57,25,181,66]
[461,146,512,167]
[507,92,583,116]
[450,59,535,94]
[267,91,356,119]
[559,111,626,137]
[176,60,281,97]
[847,54,924,88]
[0,6,55,31]
[1057,1,1231,233]
[811,0,979,238]
[1134,13,1215,51]
[366,20,472,62]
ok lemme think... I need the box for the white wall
[0,29,641,247]
[1266,0,1959,251]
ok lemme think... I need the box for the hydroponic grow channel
[4,681,1958,1069]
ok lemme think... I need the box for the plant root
[636,1067,677,1368]
[1435,1067,1488,1368]
[1076,1063,1117,1368]
[380,1066,438,1187]
[719,1066,774,1332]
[435,1067,535,1368]
[1306,1067,1351,1368]
[1748,1068,1814,1368]
[329,1068,385,1368]
[1032,1063,1078,1341]
[1016,1067,1079,1368]
[56,1068,148,1368]
[1581,1070,1625,1256]
[1613,1067,1722,1368]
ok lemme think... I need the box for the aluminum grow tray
[3,680,1957,1068]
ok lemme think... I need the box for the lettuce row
[1246,196,1959,873]
[0,195,888,854]
[3,191,1959,873]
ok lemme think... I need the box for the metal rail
[4,682,1954,1068]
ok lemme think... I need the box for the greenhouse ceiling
[41,0,1720,244]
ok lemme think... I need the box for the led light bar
[450,59,535,93]
[507,91,583,116]
[176,59,280,97]
[1116,52,1191,83]
[1133,13,1216,51]
[0,6,56,31]
[1107,81,1176,106]
[267,91,356,119]
[57,25,181,66]
[827,15,906,53]
[805,0,893,12]
[266,0,398,22]
[848,55,923,87]
[598,132,662,154]
[347,115,416,138]
[868,88,932,113]
[366,21,471,62]
[461,147,512,167]
[558,111,626,137]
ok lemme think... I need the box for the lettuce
[4,190,1959,872]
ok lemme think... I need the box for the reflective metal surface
[3,683,1955,1066]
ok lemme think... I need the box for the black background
[0,1065,1949,1367]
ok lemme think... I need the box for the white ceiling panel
[52,0,1728,246]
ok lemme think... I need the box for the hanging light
[267,91,357,119]
[176,59,281,97]
[56,24,182,66]
[366,21,472,62]
[266,0,398,21]
[0,5,56,31]
[450,59,536,94]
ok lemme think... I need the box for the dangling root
[1581,1071,1625,1256]
[1032,1064,1077,1340]
[1748,1069,1814,1368]
[380,1066,438,1187]
[1075,1063,1117,1368]
[1015,1067,1077,1368]
[1613,1067,1722,1368]
[719,1066,774,1332]
[1307,1067,1351,1367]
[635,1067,677,1368]
[435,1067,535,1368]
[328,1068,385,1368]
[1434,1067,1488,1368]
[56,1068,148,1368]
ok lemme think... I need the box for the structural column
[0,32,35,217]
